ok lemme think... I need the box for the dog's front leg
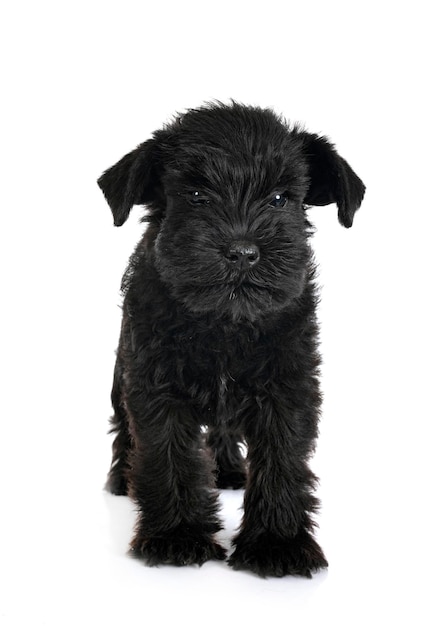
[229,388,328,578]
[126,390,226,566]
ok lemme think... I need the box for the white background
[1,1,444,624]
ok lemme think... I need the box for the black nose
[226,241,260,269]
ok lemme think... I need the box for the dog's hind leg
[105,356,131,495]
[207,426,247,489]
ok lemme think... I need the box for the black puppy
[98,102,365,577]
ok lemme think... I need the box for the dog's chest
[175,323,275,414]
[182,323,264,378]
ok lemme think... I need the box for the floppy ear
[98,137,162,226]
[299,132,365,228]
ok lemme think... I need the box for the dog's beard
[177,281,274,321]
[156,261,307,322]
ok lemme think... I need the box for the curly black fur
[98,102,365,577]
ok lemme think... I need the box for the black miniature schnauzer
[98,102,365,577]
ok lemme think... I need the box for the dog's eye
[269,193,287,208]
[189,191,210,206]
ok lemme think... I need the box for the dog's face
[98,103,365,321]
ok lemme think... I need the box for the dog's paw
[229,530,328,578]
[130,527,227,567]
[105,470,128,496]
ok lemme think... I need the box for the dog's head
[98,102,365,321]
